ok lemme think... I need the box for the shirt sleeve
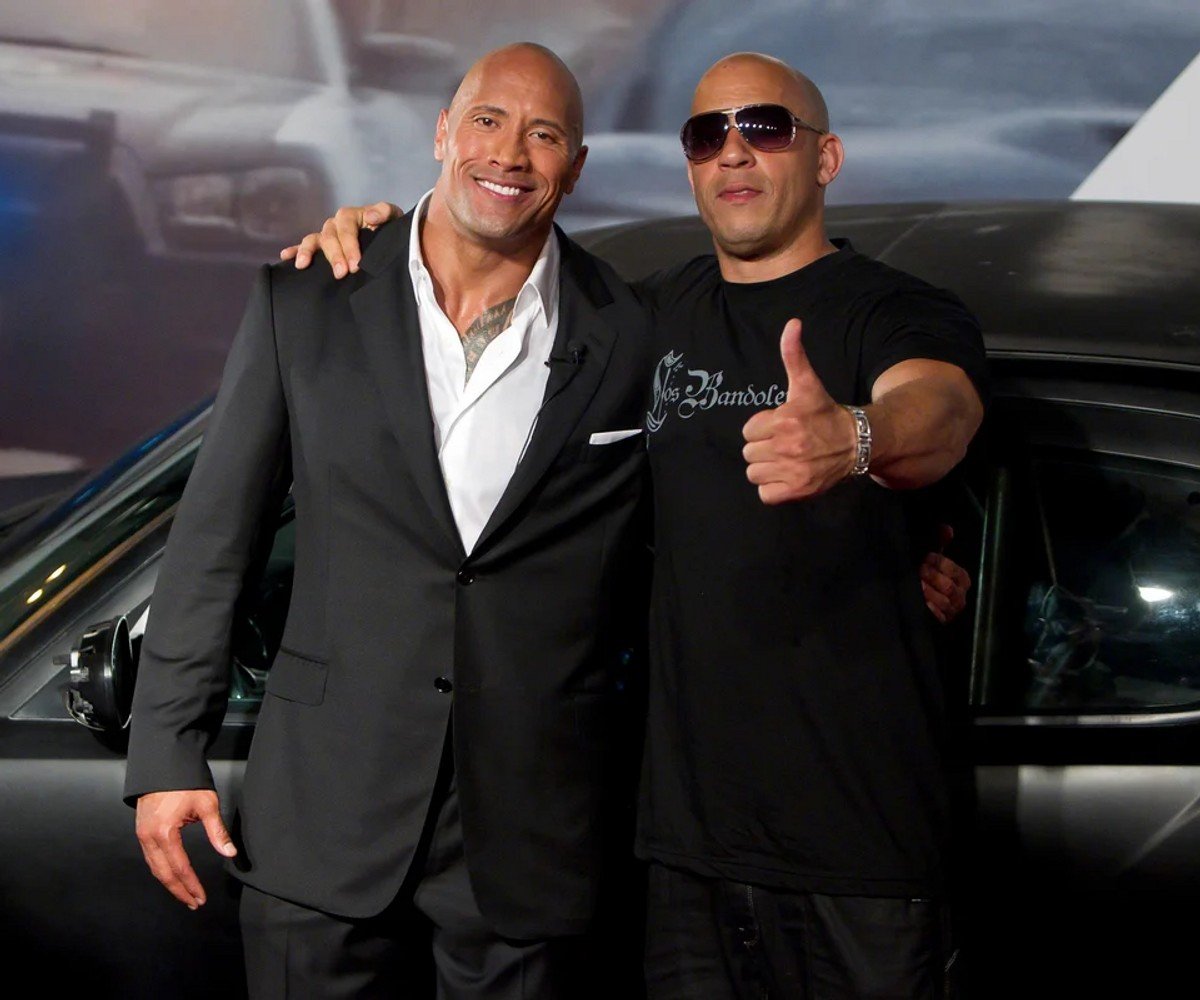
[860,283,990,409]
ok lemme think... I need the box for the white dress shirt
[408,191,560,553]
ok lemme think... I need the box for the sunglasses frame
[680,103,829,163]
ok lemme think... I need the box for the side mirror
[60,615,138,733]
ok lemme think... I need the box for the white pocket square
[588,428,643,445]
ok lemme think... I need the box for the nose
[716,121,755,168]
[490,128,531,171]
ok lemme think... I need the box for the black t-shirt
[632,242,988,898]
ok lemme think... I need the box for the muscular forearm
[863,366,983,490]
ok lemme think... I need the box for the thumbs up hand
[741,319,858,504]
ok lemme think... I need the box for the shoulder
[632,254,720,313]
[556,230,649,317]
[837,250,989,402]
[263,230,386,308]
[251,250,375,360]
[830,250,979,330]
[559,234,626,291]
[266,218,406,298]
[264,257,358,299]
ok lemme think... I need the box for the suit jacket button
[434,677,454,693]
[456,569,475,585]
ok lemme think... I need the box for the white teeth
[478,179,523,197]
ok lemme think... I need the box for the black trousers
[643,861,956,1000]
[240,740,595,999]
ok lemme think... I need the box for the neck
[715,222,837,284]
[421,193,549,302]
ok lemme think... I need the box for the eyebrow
[468,105,569,137]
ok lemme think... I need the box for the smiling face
[432,45,587,251]
[687,54,843,274]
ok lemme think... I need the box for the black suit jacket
[125,212,654,937]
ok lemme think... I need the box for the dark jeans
[644,861,956,1000]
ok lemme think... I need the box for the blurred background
[1,0,1198,508]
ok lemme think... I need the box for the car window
[976,450,1200,714]
[0,441,200,647]
[0,404,298,722]
[6,489,294,723]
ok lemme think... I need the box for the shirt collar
[408,189,560,326]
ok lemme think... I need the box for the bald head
[693,52,828,132]
[450,42,584,152]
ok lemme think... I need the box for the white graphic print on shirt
[645,350,786,433]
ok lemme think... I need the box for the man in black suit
[125,43,653,998]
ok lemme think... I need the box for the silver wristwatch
[844,406,872,476]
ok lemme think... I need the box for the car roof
[575,200,1200,372]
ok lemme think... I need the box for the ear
[816,132,844,188]
[562,144,588,195]
[434,108,449,163]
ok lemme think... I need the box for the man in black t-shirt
[629,54,985,999]
[284,51,985,1000]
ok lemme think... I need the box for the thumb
[935,523,954,552]
[198,798,237,858]
[780,319,813,399]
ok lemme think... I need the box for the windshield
[0,0,324,83]
[0,494,58,543]
[0,419,204,644]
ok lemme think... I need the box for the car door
[0,421,295,997]
[964,370,1200,993]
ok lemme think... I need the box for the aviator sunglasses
[679,103,828,163]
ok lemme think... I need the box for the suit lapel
[349,212,464,560]
[474,231,618,552]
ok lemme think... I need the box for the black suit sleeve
[124,265,292,804]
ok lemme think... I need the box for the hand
[920,524,971,623]
[279,201,400,277]
[135,789,237,909]
[742,319,857,504]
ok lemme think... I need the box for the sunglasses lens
[735,105,795,152]
[681,111,728,161]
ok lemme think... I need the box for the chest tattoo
[461,296,518,384]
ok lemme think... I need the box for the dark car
[2,201,1199,996]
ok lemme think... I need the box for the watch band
[844,405,872,476]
